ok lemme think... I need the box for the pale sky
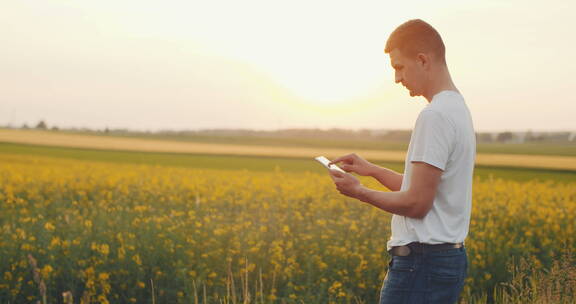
[1,0,575,132]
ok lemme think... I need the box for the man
[327,19,475,303]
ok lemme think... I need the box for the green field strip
[1,142,575,183]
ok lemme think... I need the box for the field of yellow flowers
[0,153,575,303]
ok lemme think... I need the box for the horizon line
[2,125,575,135]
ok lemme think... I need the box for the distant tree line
[2,120,576,144]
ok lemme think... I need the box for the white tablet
[314,156,346,173]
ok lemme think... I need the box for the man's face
[389,48,426,97]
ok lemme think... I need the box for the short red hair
[385,19,446,64]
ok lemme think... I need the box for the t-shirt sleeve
[409,110,455,171]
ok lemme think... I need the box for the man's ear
[416,53,430,70]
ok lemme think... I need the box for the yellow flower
[4,272,12,281]
[84,267,95,276]
[132,254,142,266]
[97,295,109,304]
[49,237,61,248]
[100,244,110,256]
[21,243,33,251]
[328,281,343,294]
[41,265,53,278]
[44,222,55,231]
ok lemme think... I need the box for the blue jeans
[379,246,467,304]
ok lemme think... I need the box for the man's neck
[423,67,458,102]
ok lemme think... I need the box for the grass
[462,244,576,304]
[1,142,575,183]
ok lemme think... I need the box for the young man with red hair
[328,19,475,303]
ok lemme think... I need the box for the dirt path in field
[1,129,575,171]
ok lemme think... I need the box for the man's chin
[404,86,418,97]
[408,89,420,97]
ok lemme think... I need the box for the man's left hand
[329,169,365,199]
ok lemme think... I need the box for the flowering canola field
[0,153,574,303]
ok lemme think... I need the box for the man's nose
[395,73,402,84]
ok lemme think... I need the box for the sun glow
[237,43,393,108]
[272,68,387,107]
[54,0,399,109]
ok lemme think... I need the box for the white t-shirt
[386,90,476,251]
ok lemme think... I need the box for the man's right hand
[329,153,376,177]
